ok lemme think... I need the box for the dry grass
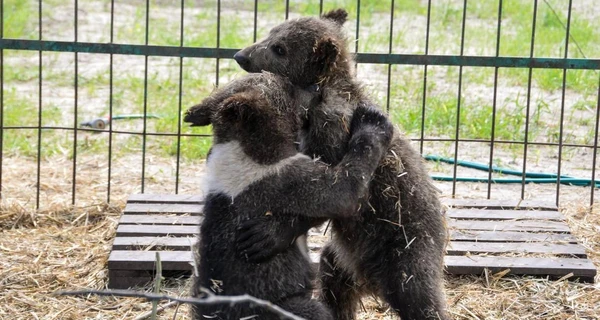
[1,156,599,319]
[0,154,199,319]
[2,202,598,320]
[0,200,194,319]
[355,201,600,320]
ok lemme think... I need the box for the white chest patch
[204,141,310,198]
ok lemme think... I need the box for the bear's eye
[272,45,285,56]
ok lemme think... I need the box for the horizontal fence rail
[0,125,597,149]
[2,39,600,70]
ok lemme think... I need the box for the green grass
[3,0,600,163]
[3,0,36,39]
[3,0,44,89]
[389,88,547,143]
[419,0,600,91]
[4,51,39,83]
[66,55,217,159]
[2,88,65,158]
[385,64,596,148]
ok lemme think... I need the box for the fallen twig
[57,288,305,320]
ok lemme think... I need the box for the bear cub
[185,72,393,320]
[231,9,449,320]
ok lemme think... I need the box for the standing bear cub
[185,72,393,320]
[230,9,449,320]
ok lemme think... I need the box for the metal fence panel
[1,0,599,208]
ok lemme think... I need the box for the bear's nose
[234,51,250,70]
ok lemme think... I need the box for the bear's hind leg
[379,264,449,320]
[318,244,361,320]
[277,295,334,320]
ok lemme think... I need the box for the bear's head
[233,9,351,88]
[184,72,319,164]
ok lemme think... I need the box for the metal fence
[1,0,600,209]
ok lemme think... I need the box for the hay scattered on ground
[2,198,598,319]
[1,156,599,319]
[0,200,193,319]
[354,204,600,320]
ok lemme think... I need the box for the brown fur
[184,72,394,319]
[233,9,450,320]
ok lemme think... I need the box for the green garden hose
[425,155,599,188]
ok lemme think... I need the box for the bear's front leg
[236,216,319,263]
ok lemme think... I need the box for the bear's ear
[219,101,248,124]
[321,9,348,25]
[313,37,340,75]
[218,93,262,125]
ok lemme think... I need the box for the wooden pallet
[107,194,597,289]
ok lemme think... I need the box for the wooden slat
[450,230,577,243]
[119,215,202,225]
[128,194,204,204]
[112,237,196,250]
[447,209,564,221]
[444,255,596,282]
[109,250,321,270]
[448,219,570,233]
[112,238,589,258]
[108,270,153,289]
[116,225,198,237]
[444,199,558,211]
[124,203,204,215]
[108,250,597,282]
[108,250,194,270]
[109,195,595,285]
[446,241,587,257]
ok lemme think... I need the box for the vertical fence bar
[175,0,185,194]
[521,0,538,200]
[319,0,323,15]
[36,0,43,209]
[419,0,432,155]
[107,0,115,203]
[0,0,3,200]
[285,0,289,20]
[385,0,394,114]
[555,0,573,206]
[72,0,79,205]
[487,0,503,199]
[591,74,600,206]
[215,0,220,86]
[355,0,360,70]
[141,0,150,193]
[253,0,258,42]
[451,0,468,196]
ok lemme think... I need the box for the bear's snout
[234,51,251,71]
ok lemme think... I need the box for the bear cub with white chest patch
[185,72,393,320]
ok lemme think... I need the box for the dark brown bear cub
[184,72,393,320]
[231,9,449,320]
